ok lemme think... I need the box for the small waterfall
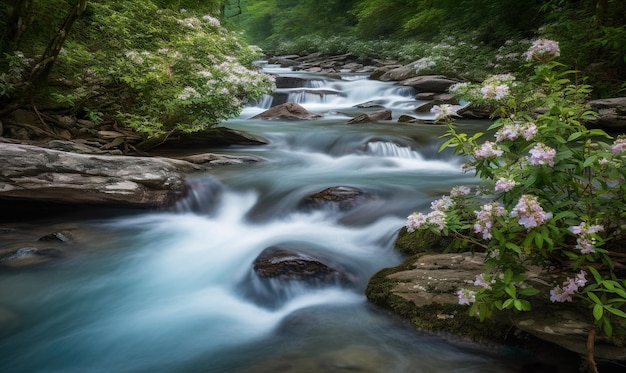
[366,141,424,159]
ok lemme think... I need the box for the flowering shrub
[407,39,626,342]
[44,2,275,138]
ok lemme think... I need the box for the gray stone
[251,102,322,120]
[0,142,202,207]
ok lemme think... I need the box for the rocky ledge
[366,228,626,370]
[0,139,261,208]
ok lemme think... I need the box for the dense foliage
[407,40,626,367]
[230,0,625,97]
[0,0,275,139]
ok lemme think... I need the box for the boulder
[300,186,373,210]
[399,75,459,94]
[377,58,437,81]
[587,97,626,131]
[367,229,626,363]
[346,110,392,124]
[253,246,355,285]
[251,102,322,120]
[0,142,203,207]
[274,76,308,88]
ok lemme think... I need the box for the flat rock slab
[0,142,204,207]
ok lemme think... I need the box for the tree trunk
[28,0,87,91]
[1,0,34,52]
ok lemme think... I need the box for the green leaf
[587,292,602,305]
[514,299,523,311]
[593,304,604,320]
[589,267,602,283]
[567,132,583,142]
[606,307,626,319]
[505,242,522,254]
[583,155,598,168]
[519,287,539,296]
[502,299,514,309]
[602,318,613,337]
[505,284,516,299]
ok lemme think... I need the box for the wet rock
[353,100,386,109]
[367,231,626,363]
[587,97,626,132]
[0,247,63,266]
[377,59,436,81]
[399,75,459,94]
[253,246,354,284]
[38,230,75,243]
[274,76,307,88]
[251,102,322,120]
[346,110,392,124]
[300,186,373,210]
[180,153,261,166]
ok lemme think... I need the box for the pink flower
[550,271,586,303]
[611,138,626,154]
[494,122,537,142]
[525,39,560,63]
[450,186,471,197]
[495,177,518,192]
[431,196,453,211]
[480,84,509,100]
[457,289,476,305]
[430,104,459,120]
[521,123,538,140]
[474,273,491,289]
[474,202,506,239]
[510,195,553,230]
[569,222,604,254]
[474,141,503,159]
[528,143,556,167]
[406,212,427,232]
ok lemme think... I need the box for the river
[0,64,527,372]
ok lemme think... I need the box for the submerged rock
[300,186,373,211]
[346,110,392,124]
[253,246,355,285]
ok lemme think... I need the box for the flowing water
[0,65,529,372]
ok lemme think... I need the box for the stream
[0,64,529,372]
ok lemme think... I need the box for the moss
[394,228,456,256]
[366,254,511,345]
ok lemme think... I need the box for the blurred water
[0,67,523,372]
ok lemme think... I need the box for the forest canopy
[230,0,625,97]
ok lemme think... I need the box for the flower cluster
[430,104,459,120]
[528,143,556,167]
[550,271,587,303]
[569,222,604,254]
[474,202,506,240]
[457,289,476,305]
[480,84,509,100]
[406,196,455,232]
[474,273,492,289]
[450,185,471,197]
[494,122,537,142]
[509,194,553,230]
[494,177,519,192]
[474,141,504,159]
[525,39,560,63]
[612,138,626,155]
